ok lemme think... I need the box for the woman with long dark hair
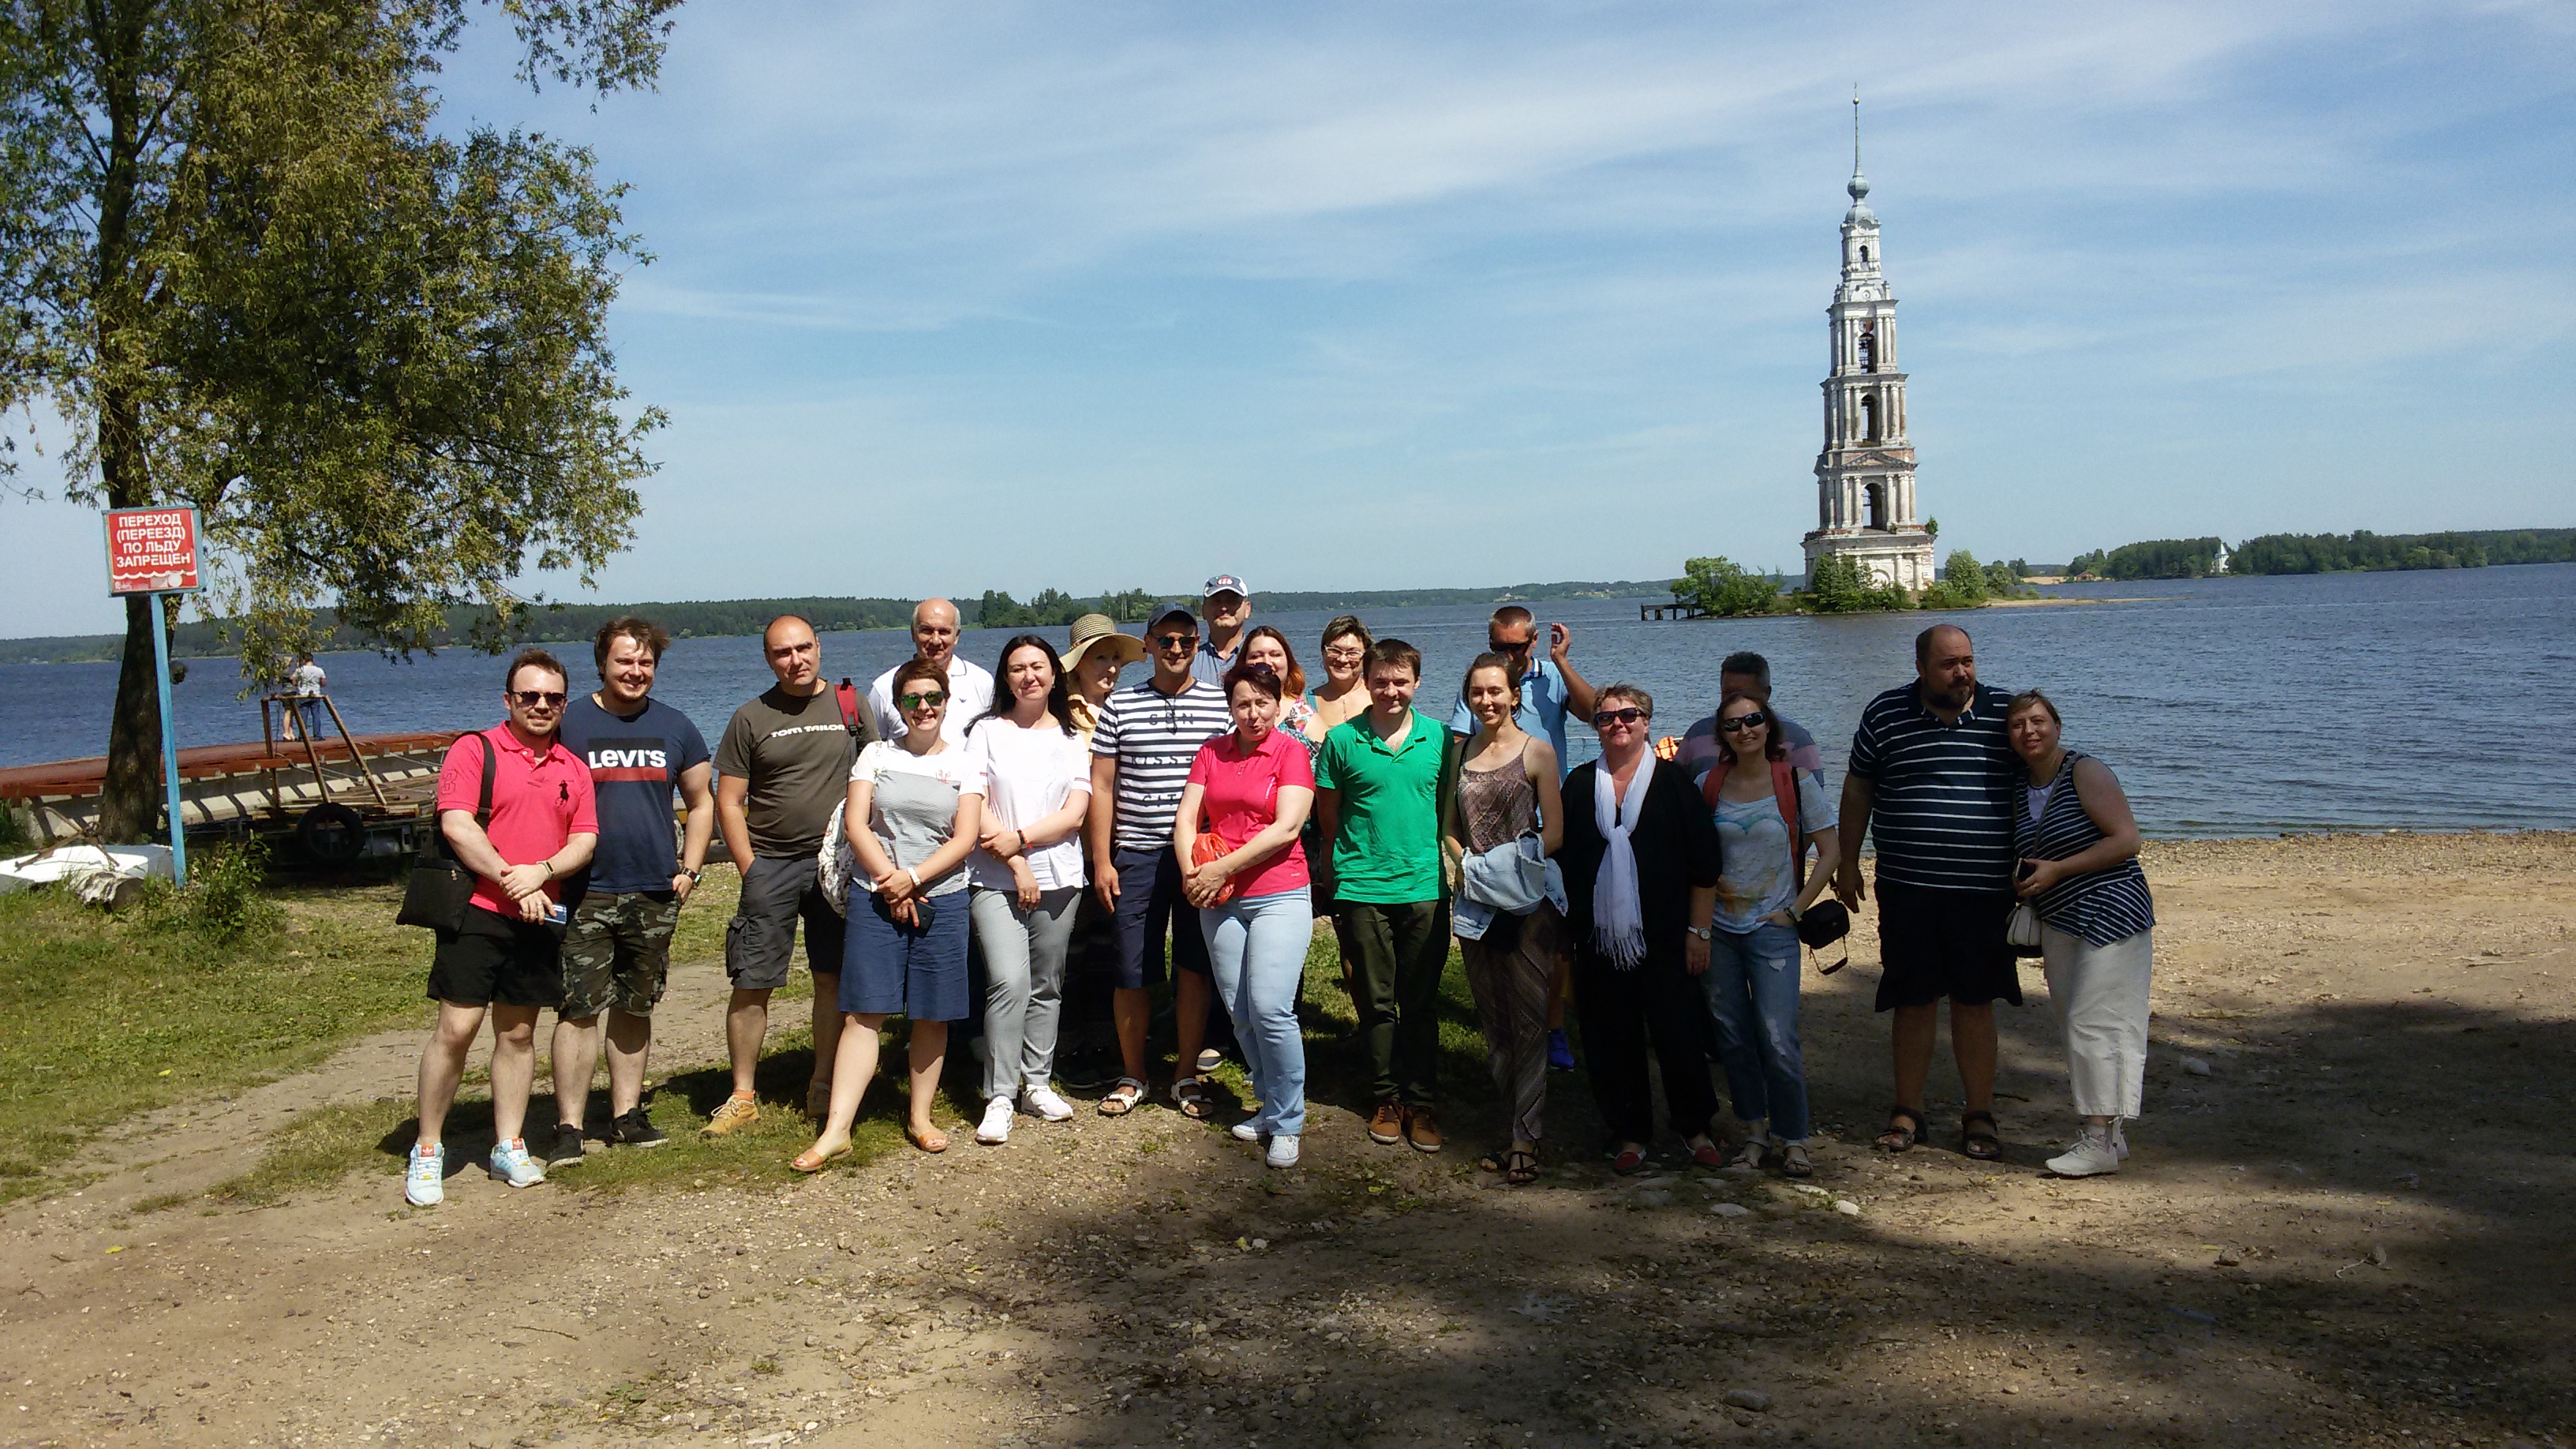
[1698,690,1837,1177]
[960,635,1094,1145]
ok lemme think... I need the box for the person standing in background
[867,598,995,744]
[544,616,713,1164]
[289,653,328,739]
[1666,651,1825,787]
[1303,616,1375,993]
[406,649,597,1207]
[1834,624,2023,1162]
[1189,575,1254,688]
[1446,606,1597,1074]
[708,616,873,1136]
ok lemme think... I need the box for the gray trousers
[969,885,1083,1100]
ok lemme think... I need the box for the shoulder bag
[395,732,494,933]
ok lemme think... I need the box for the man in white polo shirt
[867,597,995,743]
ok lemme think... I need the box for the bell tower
[1802,99,1936,590]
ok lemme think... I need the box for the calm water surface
[6,564,2570,837]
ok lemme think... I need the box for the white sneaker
[1265,1134,1301,1169]
[2046,1125,2121,1178]
[405,1143,444,1206]
[1020,1085,1075,1122]
[1230,1119,1264,1143]
[487,1137,545,1188]
[2111,1120,2131,1160]
[976,1096,1015,1145]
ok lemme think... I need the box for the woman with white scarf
[1552,684,1725,1174]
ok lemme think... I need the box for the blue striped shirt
[1848,681,2018,891]
[2016,748,2155,945]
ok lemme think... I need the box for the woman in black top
[1555,683,1725,1173]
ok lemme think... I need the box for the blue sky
[6,1,2571,636]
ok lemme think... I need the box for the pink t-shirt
[1185,728,1314,899]
[436,726,599,917]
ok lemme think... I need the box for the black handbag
[395,732,493,933]
[1796,898,1852,975]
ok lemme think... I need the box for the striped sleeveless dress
[2016,749,2155,946]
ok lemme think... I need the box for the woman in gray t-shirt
[1695,691,1838,1178]
[796,661,986,1168]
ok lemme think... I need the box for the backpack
[1702,755,1806,889]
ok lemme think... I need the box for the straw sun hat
[1061,613,1145,672]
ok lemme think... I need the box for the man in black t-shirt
[707,615,874,1134]
[544,616,713,1163]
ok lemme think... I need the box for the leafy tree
[1672,556,1780,617]
[0,0,679,840]
[1983,560,2020,597]
[1802,553,1907,613]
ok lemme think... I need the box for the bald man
[705,615,874,1135]
[867,597,997,744]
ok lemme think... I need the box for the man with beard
[1833,624,2021,1163]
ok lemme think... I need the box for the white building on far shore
[1802,105,1938,591]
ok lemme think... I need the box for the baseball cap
[1148,601,1199,632]
[1202,575,1249,600]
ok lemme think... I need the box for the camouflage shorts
[559,890,682,1020]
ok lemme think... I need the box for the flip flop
[791,1141,852,1174]
[907,1124,949,1155]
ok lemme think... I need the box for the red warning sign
[105,506,203,595]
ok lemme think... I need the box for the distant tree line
[2066,537,2226,580]
[2064,528,2574,580]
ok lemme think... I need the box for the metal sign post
[104,506,204,886]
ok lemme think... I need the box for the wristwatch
[684,868,704,883]
[1686,925,1713,941]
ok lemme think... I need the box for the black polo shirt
[1847,680,2018,892]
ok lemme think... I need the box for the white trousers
[2039,923,2152,1119]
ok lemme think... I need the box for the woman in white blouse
[960,636,1095,1145]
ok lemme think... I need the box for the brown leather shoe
[1368,1099,1405,1146]
[1404,1106,1443,1154]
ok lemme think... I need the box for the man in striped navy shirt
[1833,623,2023,1161]
[1088,602,1237,1114]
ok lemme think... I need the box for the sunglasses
[508,691,567,708]
[1592,707,1646,728]
[1155,633,1200,650]
[1718,712,1769,733]
[898,691,949,710]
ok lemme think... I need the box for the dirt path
[4,833,2570,1449]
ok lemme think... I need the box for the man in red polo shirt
[406,648,599,1208]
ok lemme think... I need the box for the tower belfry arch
[1801,98,1936,591]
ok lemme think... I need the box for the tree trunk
[99,591,167,843]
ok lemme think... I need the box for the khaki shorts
[559,890,681,1019]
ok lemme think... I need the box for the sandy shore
[2,831,2569,1448]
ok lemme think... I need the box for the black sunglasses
[897,691,949,710]
[1155,633,1200,650]
[1718,712,1769,733]
[1592,707,1646,728]
[508,691,567,708]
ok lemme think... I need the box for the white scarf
[1590,754,1655,968]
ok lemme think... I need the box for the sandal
[1171,1076,1212,1120]
[1097,1077,1146,1117]
[1961,1110,2003,1162]
[906,1123,949,1155]
[790,1140,852,1174]
[1505,1148,1540,1186]
[1780,1143,1814,1178]
[1876,1105,1926,1153]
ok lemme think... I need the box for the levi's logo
[587,747,669,770]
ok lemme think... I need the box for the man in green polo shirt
[1314,638,1454,1154]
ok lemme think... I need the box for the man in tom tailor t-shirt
[542,616,713,1166]
[406,647,597,1208]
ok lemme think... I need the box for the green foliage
[2067,549,2106,578]
[1802,553,1909,614]
[2093,537,2226,579]
[2229,528,2576,574]
[975,587,1157,629]
[0,0,678,835]
[149,839,284,944]
[1925,517,1940,537]
[1915,549,1994,610]
[1983,560,2020,596]
[1672,557,1784,617]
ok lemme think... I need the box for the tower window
[1857,329,1875,373]
[1859,245,1870,264]
[1860,394,1879,444]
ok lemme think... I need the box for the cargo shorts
[559,889,683,1020]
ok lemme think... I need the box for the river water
[6,564,2570,837]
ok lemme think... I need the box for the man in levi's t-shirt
[406,648,598,1208]
[1173,663,1316,1167]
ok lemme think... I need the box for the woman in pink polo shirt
[1174,661,1315,1169]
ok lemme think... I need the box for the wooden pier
[1640,601,1705,620]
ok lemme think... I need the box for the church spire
[1849,92,1866,202]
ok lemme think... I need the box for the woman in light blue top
[1698,690,1837,1178]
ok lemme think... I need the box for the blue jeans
[1702,921,1809,1141]
[1199,888,1312,1136]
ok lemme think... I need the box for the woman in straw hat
[1061,613,1145,743]
[1049,614,1144,1089]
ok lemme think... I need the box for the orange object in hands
[1191,830,1239,905]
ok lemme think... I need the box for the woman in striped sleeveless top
[2008,691,2155,1178]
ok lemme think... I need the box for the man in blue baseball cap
[1190,575,1252,689]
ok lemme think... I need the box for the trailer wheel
[296,802,367,864]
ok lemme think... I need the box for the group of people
[399,578,2158,1207]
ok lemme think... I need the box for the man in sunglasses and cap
[1087,601,1235,1116]
[405,647,598,1206]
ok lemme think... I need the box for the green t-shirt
[1313,708,1446,904]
